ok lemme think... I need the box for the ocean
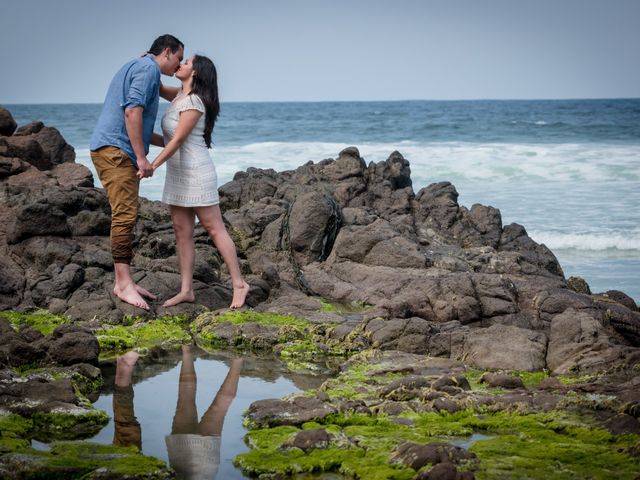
[6,99,640,302]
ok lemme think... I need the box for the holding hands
[136,156,154,179]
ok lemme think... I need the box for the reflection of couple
[90,34,249,311]
[113,347,242,479]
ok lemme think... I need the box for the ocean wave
[215,141,640,184]
[76,141,640,188]
[530,231,640,252]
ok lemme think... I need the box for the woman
[144,54,249,309]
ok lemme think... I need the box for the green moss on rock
[31,409,110,442]
[0,310,69,336]
[96,316,191,356]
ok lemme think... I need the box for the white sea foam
[213,141,640,186]
[77,141,640,202]
[77,141,640,187]
[530,230,640,252]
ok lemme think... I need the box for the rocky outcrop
[0,110,268,321]
[0,107,638,376]
[216,145,639,373]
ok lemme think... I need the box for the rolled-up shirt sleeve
[122,65,155,110]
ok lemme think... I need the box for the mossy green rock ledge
[235,350,640,479]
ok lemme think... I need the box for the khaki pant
[91,146,139,264]
[112,384,141,449]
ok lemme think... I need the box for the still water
[88,347,329,479]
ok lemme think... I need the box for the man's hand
[136,157,154,179]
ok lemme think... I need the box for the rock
[0,157,29,178]
[14,123,75,165]
[0,136,51,170]
[0,322,45,367]
[547,308,636,374]
[414,463,476,480]
[0,256,25,307]
[414,182,502,249]
[46,325,100,366]
[283,428,332,451]
[286,190,342,264]
[453,325,547,371]
[391,441,478,470]
[479,373,525,389]
[603,414,640,435]
[597,290,638,312]
[433,398,463,413]
[567,276,591,295]
[245,396,336,427]
[0,106,17,136]
[51,163,93,188]
[7,201,71,244]
[498,223,563,278]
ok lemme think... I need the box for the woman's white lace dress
[161,93,219,206]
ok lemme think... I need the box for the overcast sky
[1,0,639,103]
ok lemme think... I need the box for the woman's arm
[160,83,180,101]
[151,133,164,147]
[147,110,202,173]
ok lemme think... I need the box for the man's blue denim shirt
[90,54,160,167]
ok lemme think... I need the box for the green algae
[96,315,191,356]
[207,310,312,328]
[236,408,640,479]
[0,415,33,453]
[236,353,640,479]
[0,408,110,448]
[318,298,372,314]
[0,442,169,478]
[43,442,168,476]
[0,310,69,335]
[31,409,110,442]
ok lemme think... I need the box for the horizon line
[2,96,640,106]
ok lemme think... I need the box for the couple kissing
[90,34,249,311]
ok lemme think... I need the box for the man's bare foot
[113,284,150,310]
[163,290,195,308]
[230,280,250,309]
[135,285,157,300]
[115,351,139,387]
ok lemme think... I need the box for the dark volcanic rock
[391,441,478,469]
[283,428,332,451]
[14,122,75,165]
[480,372,525,389]
[246,396,337,427]
[0,136,51,170]
[46,325,100,366]
[1,104,638,378]
[0,105,17,136]
[567,276,591,295]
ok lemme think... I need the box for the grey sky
[1,0,638,103]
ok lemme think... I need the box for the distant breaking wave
[76,140,640,200]
[530,231,640,252]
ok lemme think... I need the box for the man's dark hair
[148,34,184,55]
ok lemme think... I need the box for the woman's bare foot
[113,284,149,310]
[163,290,195,308]
[230,281,250,309]
[135,285,157,300]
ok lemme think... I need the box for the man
[91,34,184,310]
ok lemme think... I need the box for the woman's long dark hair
[191,55,220,148]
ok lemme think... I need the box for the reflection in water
[113,346,242,480]
[113,351,142,449]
